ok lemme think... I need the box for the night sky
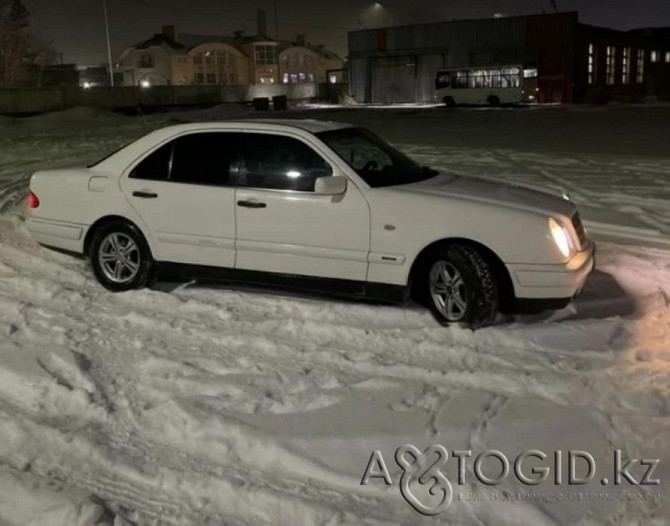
[24,0,670,66]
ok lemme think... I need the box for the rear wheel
[443,96,456,108]
[89,221,154,292]
[487,95,501,107]
[416,244,499,328]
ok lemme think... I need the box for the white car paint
[26,119,594,303]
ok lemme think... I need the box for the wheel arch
[83,215,153,259]
[408,237,515,312]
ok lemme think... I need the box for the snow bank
[0,106,668,524]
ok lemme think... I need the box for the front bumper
[506,241,596,301]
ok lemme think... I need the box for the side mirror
[314,175,347,195]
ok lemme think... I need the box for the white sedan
[26,120,594,328]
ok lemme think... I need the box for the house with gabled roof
[114,11,343,89]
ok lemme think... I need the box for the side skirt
[155,262,409,304]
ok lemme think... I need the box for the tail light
[27,190,40,209]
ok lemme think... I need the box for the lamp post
[103,0,115,87]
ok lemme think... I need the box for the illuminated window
[636,49,645,83]
[622,47,631,84]
[666,51,670,63]
[282,73,289,83]
[587,43,596,85]
[254,45,277,65]
[651,50,660,63]
[606,46,615,85]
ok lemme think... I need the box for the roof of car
[235,119,354,134]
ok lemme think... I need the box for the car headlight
[548,218,574,259]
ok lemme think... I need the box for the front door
[120,132,239,268]
[234,132,370,281]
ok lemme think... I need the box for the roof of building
[126,30,341,59]
[132,33,186,54]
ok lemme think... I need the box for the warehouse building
[348,12,670,104]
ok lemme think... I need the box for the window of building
[290,73,298,83]
[308,73,314,82]
[206,73,216,84]
[239,134,332,192]
[606,46,615,85]
[622,47,631,84]
[170,133,239,186]
[254,45,277,65]
[666,51,670,63]
[195,73,204,84]
[637,49,645,83]
[651,50,660,63]
[282,73,289,83]
[194,55,203,65]
[138,53,153,68]
[587,43,596,84]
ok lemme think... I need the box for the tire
[487,95,500,107]
[443,96,456,108]
[415,244,499,329]
[88,220,154,292]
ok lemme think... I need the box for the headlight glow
[549,218,573,259]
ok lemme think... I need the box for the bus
[435,65,538,107]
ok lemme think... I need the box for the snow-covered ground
[0,105,668,525]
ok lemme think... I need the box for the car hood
[397,172,576,218]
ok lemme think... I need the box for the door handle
[237,200,266,209]
[132,191,158,199]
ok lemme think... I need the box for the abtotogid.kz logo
[360,446,661,516]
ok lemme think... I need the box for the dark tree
[0,0,55,87]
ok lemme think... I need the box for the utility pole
[274,0,278,40]
[103,0,115,86]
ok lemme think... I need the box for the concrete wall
[0,83,324,115]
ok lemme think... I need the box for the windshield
[317,127,438,188]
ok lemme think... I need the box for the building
[348,12,670,104]
[78,66,110,88]
[115,12,343,89]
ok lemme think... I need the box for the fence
[0,83,345,115]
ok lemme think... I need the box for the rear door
[120,132,240,268]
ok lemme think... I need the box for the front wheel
[89,221,154,292]
[418,245,499,328]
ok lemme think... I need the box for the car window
[170,133,239,186]
[130,142,172,181]
[130,133,239,185]
[239,134,332,192]
[317,127,436,188]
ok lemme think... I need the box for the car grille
[571,211,587,248]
